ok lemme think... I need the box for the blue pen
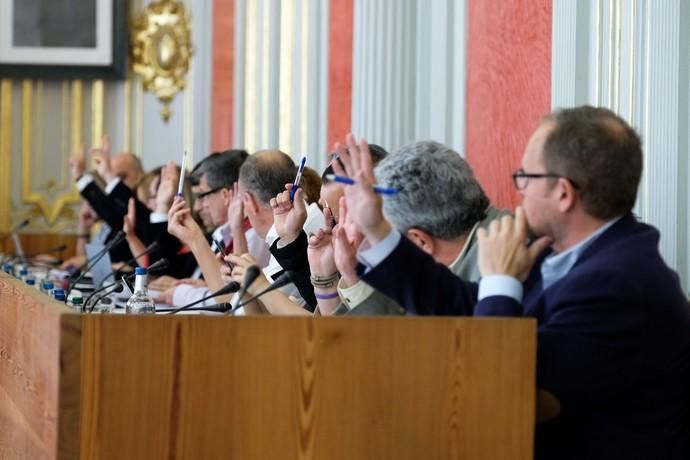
[325,174,399,195]
[290,155,307,201]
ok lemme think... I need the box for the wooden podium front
[0,273,536,459]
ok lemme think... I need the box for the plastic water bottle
[53,288,66,303]
[3,262,13,274]
[25,278,36,287]
[18,268,28,282]
[126,267,155,314]
[42,280,55,297]
[70,296,84,313]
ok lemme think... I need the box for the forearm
[231,224,249,255]
[189,238,224,294]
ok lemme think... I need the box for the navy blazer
[363,213,690,459]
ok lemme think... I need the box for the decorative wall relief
[131,0,193,122]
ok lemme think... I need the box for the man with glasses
[158,150,272,307]
[332,106,690,459]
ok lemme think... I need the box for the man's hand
[270,184,307,246]
[477,207,552,281]
[331,134,391,244]
[156,161,179,213]
[226,254,270,296]
[123,198,136,240]
[227,182,245,232]
[332,197,364,286]
[91,134,114,182]
[307,207,337,276]
[69,144,86,180]
[167,196,204,246]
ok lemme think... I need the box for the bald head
[239,150,297,205]
[111,152,144,189]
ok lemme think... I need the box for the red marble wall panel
[212,0,235,151]
[328,0,354,150]
[465,0,552,209]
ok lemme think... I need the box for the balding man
[69,136,148,263]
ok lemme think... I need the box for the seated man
[332,107,690,459]
[162,150,272,307]
[334,141,507,315]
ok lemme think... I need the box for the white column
[352,0,467,154]
[233,0,329,170]
[551,0,690,289]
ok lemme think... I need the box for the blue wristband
[314,292,340,300]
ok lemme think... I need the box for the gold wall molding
[131,0,193,122]
[92,80,105,146]
[0,79,12,234]
[21,81,80,226]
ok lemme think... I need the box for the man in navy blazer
[332,106,690,459]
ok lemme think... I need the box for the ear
[556,178,577,213]
[406,228,435,255]
[242,191,259,216]
[220,187,232,207]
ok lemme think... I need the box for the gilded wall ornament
[130,0,193,122]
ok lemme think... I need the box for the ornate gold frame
[130,0,193,122]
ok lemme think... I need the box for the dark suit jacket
[362,213,690,459]
[80,180,187,274]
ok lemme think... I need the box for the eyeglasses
[196,186,227,201]
[511,168,579,190]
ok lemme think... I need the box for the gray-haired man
[337,141,508,315]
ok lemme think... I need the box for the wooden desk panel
[0,273,536,459]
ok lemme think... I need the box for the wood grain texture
[0,274,73,460]
[328,0,354,149]
[211,0,235,151]
[1,276,537,459]
[465,0,552,209]
[0,233,78,260]
[78,316,535,459]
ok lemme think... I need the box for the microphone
[232,271,295,311]
[229,265,262,314]
[166,281,241,315]
[99,241,162,286]
[2,219,29,238]
[96,256,170,293]
[85,281,124,313]
[170,302,233,313]
[123,241,159,268]
[66,231,126,297]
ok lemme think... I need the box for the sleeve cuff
[356,230,401,269]
[105,177,121,195]
[478,274,523,302]
[150,212,168,223]
[75,173,94,191]
[337,278,375,310]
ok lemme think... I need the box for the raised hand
[123,198,137,239]
[307,207,337,276]
[156,161,179,213]
[331,134,391,244]
[91,134,114,182]
[227,182,245,232]
[270,184,307,245]
[167,196,204,245]
[69,144,86,180]
[477,206,553,281]
[332,196,364,286]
